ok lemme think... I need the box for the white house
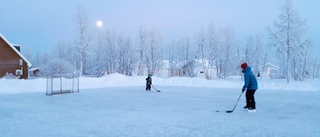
[258,63,280,78]
[157,59,216,79]
[157,60,170,78]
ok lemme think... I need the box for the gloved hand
[242,88,245,93]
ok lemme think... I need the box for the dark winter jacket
[146,76,152,86]
[242,66,258,91]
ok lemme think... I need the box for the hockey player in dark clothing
[145,74,152,91]
[241,63,258,112]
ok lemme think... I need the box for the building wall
[0,37,28,79]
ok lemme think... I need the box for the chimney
[13,45,20,52]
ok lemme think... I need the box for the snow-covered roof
[0,33,32,68]
[28,67,40,71]
[258,63,279,70]
[182,59,216,69]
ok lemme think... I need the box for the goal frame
[46,73,79,95]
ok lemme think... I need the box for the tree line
[25,0,320,82]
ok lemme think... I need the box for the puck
[216,110,219,112]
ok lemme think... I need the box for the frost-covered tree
[117,36,135,76]
[136,27,148,76]
[168,40,179,76]
[310,58,320,79]
[206,24,219,79]
[238,33,267,75]
[268,0,310,82]
[90,30,107,76]
[168,38,195,77]
[74,4,91,76]
[40,59,74,76]
[104,31,117,74]
[135,28,163,76]
[146,30,162,75]
[195,28,206,64]
[179,37,195,77]
[52,40,75,63]
[215,27,237,78]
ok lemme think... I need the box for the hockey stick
[152,85,161,92]
[226,92,243,113]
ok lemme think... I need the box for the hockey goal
[46,73,79,95]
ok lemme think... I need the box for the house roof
[0,33,32,68]
[258,63,279,70]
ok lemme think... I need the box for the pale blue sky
[0,0,319,57]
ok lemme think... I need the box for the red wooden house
[0,33,32,79]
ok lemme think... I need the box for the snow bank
[1,73,319,94]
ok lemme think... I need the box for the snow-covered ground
[0,74,319,137]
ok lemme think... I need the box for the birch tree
[168,40,179,76]
[310,58,320,79]
[179,37,195,77]
[136,27,148,76]
[268,0,309,82]
[239,33,266,75]
[147,30,162,75]
[118,36,135,76]
[215,27,237,78]
[206,24,219,79]
[74,4,91,75]
[105,31,117,74]
[91,30,107,76]
[195,28,206,64]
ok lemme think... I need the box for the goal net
[46,73,79,95]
